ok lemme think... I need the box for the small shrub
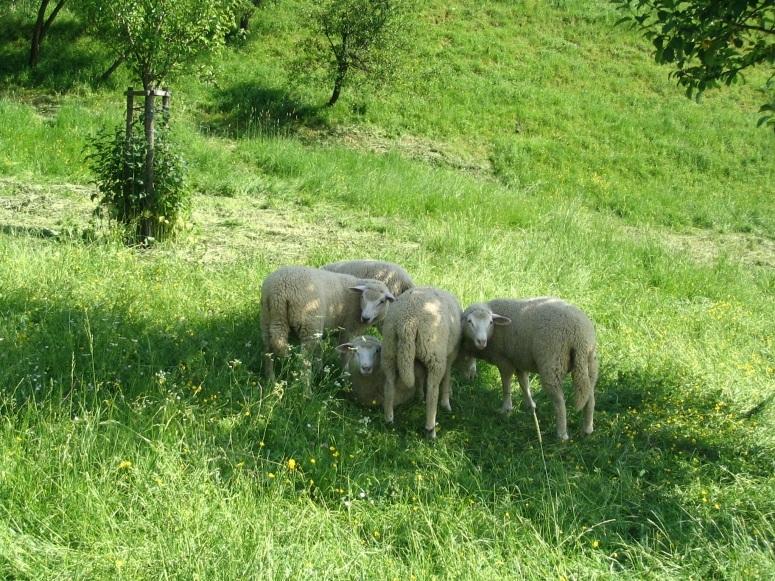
[86,121,188,243]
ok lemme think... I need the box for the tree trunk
[29,0,50,68]
[125,87,134,226]
[239,11,252,31]
[142,82,156,242]
[97,57,125,85]
[327,63,348,107]
[29,0,67,68]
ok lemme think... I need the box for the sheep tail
[397,319,418,388]
[572,345,595,411]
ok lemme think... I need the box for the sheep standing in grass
[460,298,598,440]
[336,335,423,408]
[322,260,415,297]
[260,266,395,392]
[381,287,463,439]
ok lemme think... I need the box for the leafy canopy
[613,0,775,129]
[294,0,412,106]
[80,0,243,88]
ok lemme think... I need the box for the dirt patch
[0,177,416,264]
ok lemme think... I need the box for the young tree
[81,0,240,241]
[296,0,411,107]
[614,0,775,130]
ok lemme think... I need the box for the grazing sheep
[460,298,598,440]
[336,335,423,408]
[322,260,415,297]
[381,286,463,439]
[260,266,396,391]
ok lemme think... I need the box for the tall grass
[0,0,773,577]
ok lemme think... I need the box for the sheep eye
[489,320,494,326]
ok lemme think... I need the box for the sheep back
[322,259,415,297]
[383,287,462,388]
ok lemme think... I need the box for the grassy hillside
[1,0,774,578]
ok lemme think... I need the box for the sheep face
[337,337,381,376]
[350,283,396,325]
[463,305,511,350]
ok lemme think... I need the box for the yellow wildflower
[287,458,297,471]
[118,460,132,470]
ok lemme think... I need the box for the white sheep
[322,260,415,297]
[381,286,463,439]
[260,266,396,391]
[460,298,598,440]
[336,335,423,408]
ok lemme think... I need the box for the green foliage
[613,0,775,130]
[293,0,412,106]
[85,121,188,243]
[78,0,242,88]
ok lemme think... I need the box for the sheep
[260,266,396,392]
[322,260,415,297]
[336,335,423,408]
[460,298,598,440]
[381,286,463,439]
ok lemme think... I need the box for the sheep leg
[383,368,396,425]
[517,371,536,412]
[439,366,452,412]
[581,391,595,435]
[415,365,425,402]
[497,364,515,414]
[541,373,569,441]
[424,365,445,439]
[298,325,322,397]
[262,321,289,385]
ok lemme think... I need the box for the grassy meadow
[1,0,774,578]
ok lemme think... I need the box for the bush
[86,121,188,244]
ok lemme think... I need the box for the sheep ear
[385,291,396,302]
[336,343,355,353]
[493,314,512,326]
[349,285,368,294]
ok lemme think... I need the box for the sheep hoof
[557,433,570,442]
[440,400,452,412]
[499,405,513,415]
[424,427,437,440]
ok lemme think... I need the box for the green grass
[1,0,774,578]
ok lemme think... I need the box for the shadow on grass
[0,14,117,93]
[2,282,772,574]
[0,288,263,407]
[198,82,326,139]
[438,365,774,569]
